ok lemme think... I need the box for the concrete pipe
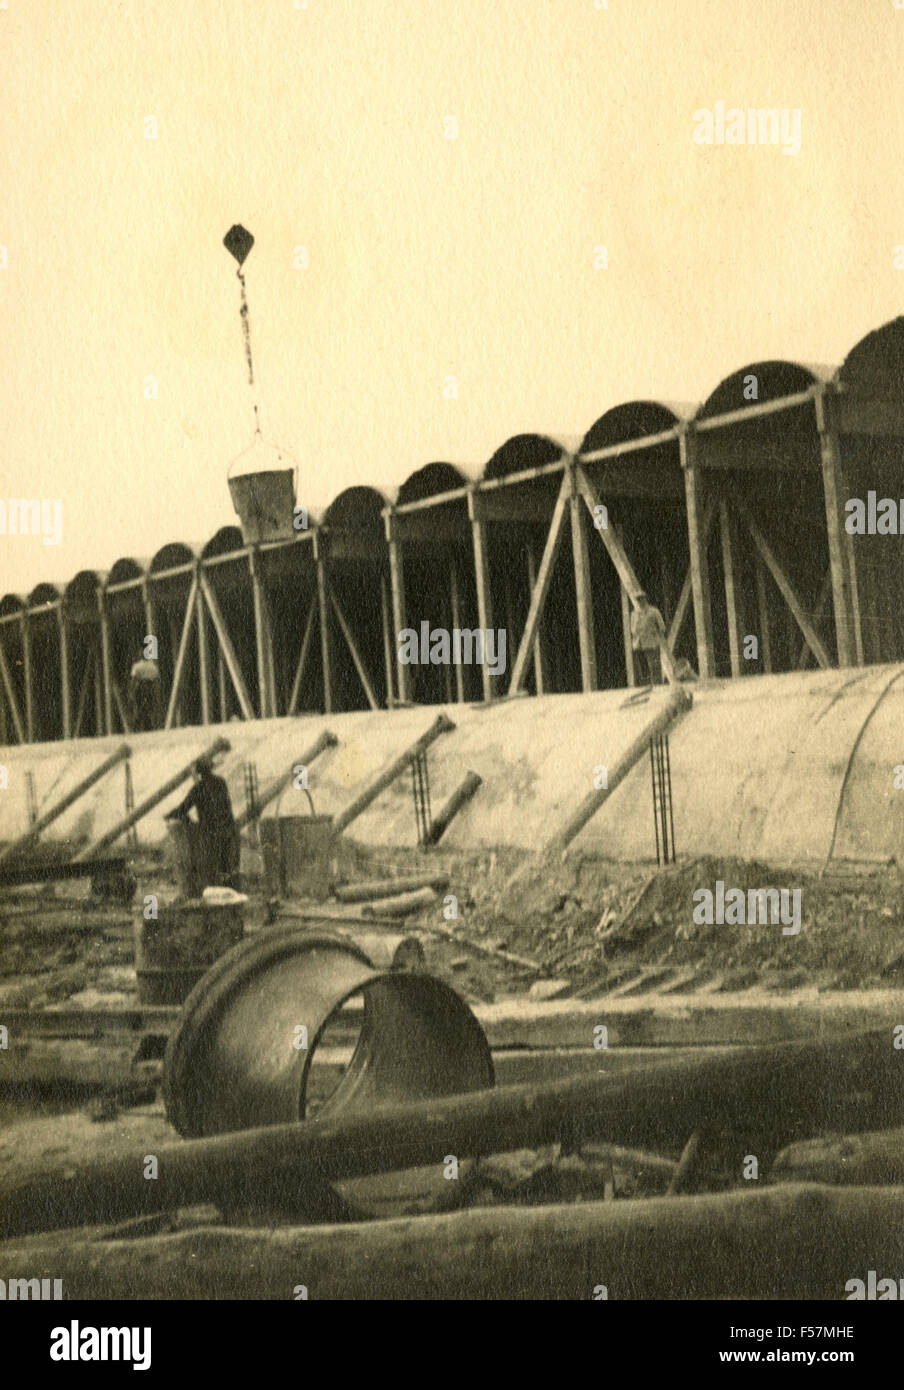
[163,927,493,1221]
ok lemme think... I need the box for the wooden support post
[0,631,25,744]
[524,544,546,696]
[19,614,34,743]
[569,461,598,692]
[575,465,677,683]
[57,609,71,740]
[755,556,773,673]
[233,731,339,830]
[111,680,132,734]
[380,574,396,709]
[679,428,716,679]
[141,578,157,649]
[164,574,199,730]
[384,510,410,705]
[667,501,716,656]
[736,502,832,670]
[421,771,482,847]
[217,653,228,723]
[0,744,132,865]
[93,639,104,736]
[198,572,255,721]
[468,488,497,702]
[314,531,333,715]
[73,735,230,861]
[330,592,379,711]
[447,560,466,703]
[333,713,455,834]
[815,387,859,668]
[96,591,114,736]
[719,499,744,677]
[248,549,273,719]
[798,571,832,670]
[73,651,92,739]
[508,474,570,695]
[288,597,317,716]
[615,523,636,687]
[195,572,212,726]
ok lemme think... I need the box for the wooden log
[332,714,455,833]
[0,745,131,865]
[2,1184,902,1300]
[361,886,437,917]
[334,873,450,903]
[164,574,199,729]
[421,772,482,847]
[331,593,379,711]
[233,731,338,831]
[543,684,692,856]
[0,1028,898,1241]
[771,1126,904,1187]
[72,736,230,861]
[508,474,569,695]
[468,490,498,702]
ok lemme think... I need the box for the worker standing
[129,653,163,731]
[630,592,666,686]
[164,757,239,888]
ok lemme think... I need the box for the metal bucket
[258,815,337,900]
[228,468,296,544]
[163,927,493,1220]
[134,901,245,1006]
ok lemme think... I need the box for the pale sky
[3,0,904,596]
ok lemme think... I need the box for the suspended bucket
[227,436,298,544]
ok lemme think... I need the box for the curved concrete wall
[2,666,904,868]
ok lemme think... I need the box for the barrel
[134,901,245,1006]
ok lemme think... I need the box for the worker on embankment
[164,756,239,888]
[128,652,163,731]
[630,592,666,685]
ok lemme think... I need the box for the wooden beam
[447,562,466,703]
[196,575,212,725]
[314,532,333,715]
[569,463,598,692]
[18,614,34,742]
[736,502,832,670]
[667,501,715,651]
[57,608,71,740]
[468,490,497,702]
[384,512,411,705]
[508,473,570,695]
[73,650,93,739]
[755,556,773,673]
[616,526,636,687]
[798,570,832,670]
[719,499,745,677]
[815,388,858,668]
[111,679,132,735]
[198,572,255,721]
[679,428,716,679]
[96,592,114,736]
[288,596,317,716]
[248,548,273,719]
[0,631,25,743]
[164,574,198,730]
[524,544,546,695]
[330,592,379,711]
[93,640,104,736]
[217,651,228,723]
[574,464,678,683]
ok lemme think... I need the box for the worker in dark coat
[164,757,239,888]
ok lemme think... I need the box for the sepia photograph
[1,0,903,1360]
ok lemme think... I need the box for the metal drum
[163,927,493,1221]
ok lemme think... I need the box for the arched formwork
[578,402,696,689]
[387,463,480,705]
[62,571,108,740]
[477,434,582,699]
[834,317,904,666]
[319,487,392,713]
[0,594,29,745]
[26,582,63,743]
[684,361,837,680]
